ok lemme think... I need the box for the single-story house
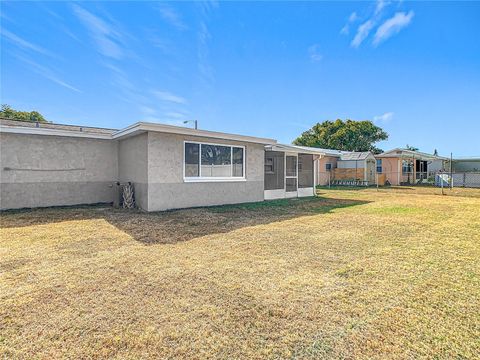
[375,148,448,185]
[1,119,327,211]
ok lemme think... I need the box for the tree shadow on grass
[0,196,370,244]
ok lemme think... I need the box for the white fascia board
[0,125,112,140]
[266,144,335,155]
[112,122,277,145]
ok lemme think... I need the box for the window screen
[286,178,297,192]
[265,157,274,174]
[232,147,244,177]
[286,156,297,177]
[185,143,199,177]
[264,151,284,190]
[298,154,313,188]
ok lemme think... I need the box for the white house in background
[376,148,448,185]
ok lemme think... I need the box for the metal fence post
[441,173,444,195]
[450,152,454,190]
[328,172,331,188]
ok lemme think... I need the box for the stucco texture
[0,133,118,210]
[146,132,265,211]
[118,133,148,210]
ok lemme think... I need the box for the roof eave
[0,125,113,140]
[112,122,277,144]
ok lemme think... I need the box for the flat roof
[0,118,276,145]
[378,148,449,161]
[339,152,373,161]
[266,143,340,155]
[452,157,480,161]
[113,122,276,144]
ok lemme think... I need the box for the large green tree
[293,119,388,154]
[0,104,47,123]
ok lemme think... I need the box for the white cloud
[152,90,187,104]
[14,54,82,93]
[308,44,323,62]
[139,106,156,116]
[373,11,414,46]
[197,20,214,87]
[158,3,187,31]
[375,0,390,15]
[72,4,124,59]
[164,111,188,119]
[1,29,55,57]
[374,112,394,123]
[351,20,375,48]
[340,12,359,35]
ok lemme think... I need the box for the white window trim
[183,140,246,182]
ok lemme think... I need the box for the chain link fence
[317,170,480,188]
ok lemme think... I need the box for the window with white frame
[402,159,413,174]
[184,142,245,180]
[376,159,382,173]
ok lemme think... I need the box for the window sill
[183,177,247,183]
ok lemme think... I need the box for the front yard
[1,188,479,359]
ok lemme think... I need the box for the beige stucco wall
[146,132,265,211]
[0,133,118,210]
[1,130,267,212]
[118,133,148,210]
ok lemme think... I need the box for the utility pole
[183,120,198,129]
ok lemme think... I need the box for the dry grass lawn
[1,187,479,359]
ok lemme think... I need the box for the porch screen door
[285,155,298,192]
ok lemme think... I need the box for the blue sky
[1,1,479,156]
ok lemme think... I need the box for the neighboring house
[449,157,480,172]
[375,148,448,185]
